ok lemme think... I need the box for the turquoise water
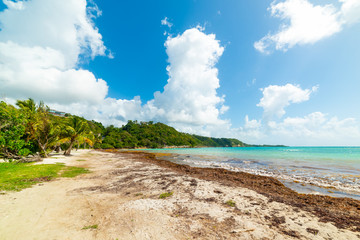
[146,147,360,199]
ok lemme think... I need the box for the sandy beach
[0,150,359,240]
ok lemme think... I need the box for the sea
[146,147,360,200]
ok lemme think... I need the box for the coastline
[145,146,360,199]
[127,151,360,231]
[0,150,359,239]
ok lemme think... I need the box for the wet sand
[0,150,359,239]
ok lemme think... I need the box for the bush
[100,143,114,149]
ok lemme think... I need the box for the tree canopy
[0,99,281,161]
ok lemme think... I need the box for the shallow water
[146,147,360,199]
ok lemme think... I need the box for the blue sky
[0,0,360,145]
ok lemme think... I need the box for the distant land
[99,120,287,149]
[0,99,286,162]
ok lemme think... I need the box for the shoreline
[143,147,360,199]
[1,149,359,239]
[119,150,360,232]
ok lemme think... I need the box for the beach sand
[0,150,359,239]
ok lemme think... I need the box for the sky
[0,0,360,146]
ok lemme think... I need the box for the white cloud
[3,0,24,10]
[161,17,173,28]
[47,28,230,132]
[265,112,360,145]
[229,83,360,146]
[0,0,229,132]
[49,97,143,126]
[257,84,317,120]
[143,28,229,133]
[0,0,108,105]
[255,0,360,53]
[3,0,360,146]
[340,0,360,24]
[228,112,360,146]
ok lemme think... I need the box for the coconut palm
[62,116,92,156]
[16,98,37,140]
[32,112,61,157]
[16,98,60,157]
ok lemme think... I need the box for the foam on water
[147,147,360,199]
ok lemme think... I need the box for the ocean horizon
[146,146,360,200]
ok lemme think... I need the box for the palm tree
[16,98,37,113]
[32,112,60,157]
[16,98,37,141]
[62,116,91,156]
[16,98,60,157]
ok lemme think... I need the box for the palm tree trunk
[64,140,74,156]
[37,139,48,158]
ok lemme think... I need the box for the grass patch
[0,162,89,192]
[59,166,90,178]
[82,224,98,230]
[225,200,236,207]
[159,192,173,199]
[76,159,86,162]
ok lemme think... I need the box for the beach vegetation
[225,200,236,207]
[60,166,90,178]
[81,224,98,230]
[61,116,93,156]
[1,98,272,161]
[0,162,89,191]
[0,102,30,159]
[159,191,173,199]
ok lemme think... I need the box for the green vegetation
[225,200,236,207]
[100,120,248,149]
[0,162,88,191]
[0,99,102,161]
[1,98,284,161]
[159,192,173,199]
[81,224,98,230]
[60,166,90,178]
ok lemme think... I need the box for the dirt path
[0,150,359,240]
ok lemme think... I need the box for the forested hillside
[0,99,250,161]
[100,120,246,149]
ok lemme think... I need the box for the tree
[0,102,30,159]
[62,116,91,155]
[16,98,37,142]
[16,98,60,157]
[32,111,61,157]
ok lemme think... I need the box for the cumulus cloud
[230,111,360,146]
[0,0,229,132]
[48,28,230,132]
[264,112,360,145]
[0,41,108,104]
[255,0,360,53]
[143,28,229,133]
[3,0,25,10]
[257,84,317,120]
[0,0,108,104]
[340,0,360,24]
[229,84,360,146]
[3,0,360,146]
